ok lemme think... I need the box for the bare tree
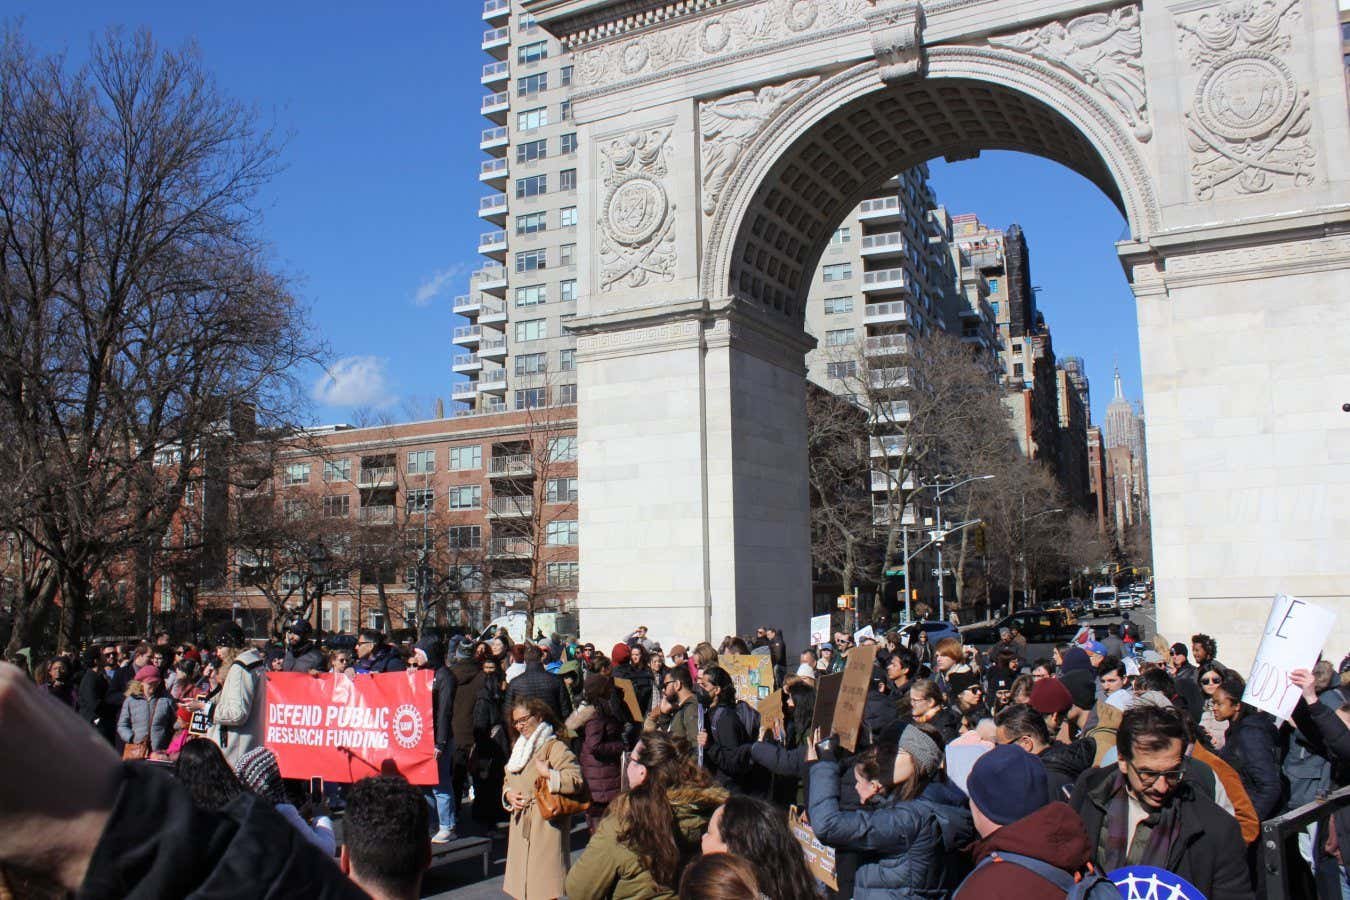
[0,29,319,653]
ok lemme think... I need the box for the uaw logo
[392,704,424,750]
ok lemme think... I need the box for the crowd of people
[2,617,1349,899]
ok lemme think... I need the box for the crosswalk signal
[837,594,854,610]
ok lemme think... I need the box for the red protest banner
[264,672,437,785]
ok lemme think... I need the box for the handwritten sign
[810,614,831,647]
[1245,594,1337,721]
[721,654,775,704]
[833,644,878,752]
[853,625,876,644]
[812,672,843,734]
[614,677,643,721]
[758,690,785,737]
[789,807,838,890]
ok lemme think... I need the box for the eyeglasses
[1127,760,1185,788]
[1200,676,1221,685]
[356,639,373,647]
[511,715,534,727]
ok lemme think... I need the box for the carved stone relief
[868,2,926,83]
[597,127,678,292]
[988,5,1151,142]
[1173,0,1316,199]
[699,76,820,216]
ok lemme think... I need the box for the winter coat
[1039,738,1097,802]
[703,701,751,791]
[282,641,326,673]
[116,687,176,751]
[354,644,405,674]
[808,761,975,898]
[564,785,728,900]
[864,688,899,741]
[1069,766,1254,900]
[1219,711,1284,820]
[750,735,810,807]
[652,695,700,744]
[1292,695,1350,879]
[566,704,624,803]
[450,660,483,750]
[417,637,457,751]
[502,735,583,900]
[612,663,654,715]
[1192,742,1260,844]
[954,802,1093,900]
[211,648,268,768]
[504,661,572,723]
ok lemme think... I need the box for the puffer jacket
[116,687,176,751]
[567,703,625,803]
[564,785,728,900]
[808,760,975,898]
[449,659,483,750]
[1039,737,1097,802]
[1219,710,1284,820]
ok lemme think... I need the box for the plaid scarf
[1100,772,1185,870]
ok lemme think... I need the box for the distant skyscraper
[1104,365,1145,460]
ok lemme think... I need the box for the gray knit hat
[898,725,942,777]
[236,746,286,806]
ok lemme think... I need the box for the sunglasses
[1200,677,1221,685]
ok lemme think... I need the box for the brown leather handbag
[533,775,590,821]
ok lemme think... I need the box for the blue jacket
[808,761,974,898]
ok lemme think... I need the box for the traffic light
[837,594,854,610]
[974,524,987,555]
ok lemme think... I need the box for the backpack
[734,699,761,737]
[973,851,1119,900]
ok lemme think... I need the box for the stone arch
[701,47,1161,322]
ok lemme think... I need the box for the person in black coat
[353,629,406,674]
[472,658,509,825]
[1290,667,1350,895]
[1211,672,1283,820]
[696,666,752,792]
[281,620,326,673]
[77,645,122,746]
[503,644,571,722]
[413,636,458,841]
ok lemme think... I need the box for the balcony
[482,0,510,21]
[482,26,510,56]
[489,454,534,478]
[864,334,911,357]
[858,196,902,222]
[488,495,533,518]
[479,337,508,358]
[481,61,509,85]
[870,435,909,457]
[453,294,482,317]
[357,466,396,487]
[873,503,918,527]
[479,301,507,326]
[861,268,912,294]
[481,90,509,124]
[452,353,482,374]
[478,193,507,224]
[452,325,482,346]
[478,230,507,260]
[479,157,508,185]
[475,267,508,296]
[546,570,579,589]
[868,366,913,390]
[864,300,912,325]
[358,506,395,526]
[453,380,480,400]
[870,470,916,492]
[870,399,911,424]
[479,369,507,393]
[487,536,531,558]
[860,231,906,257]
[481,126,508,154]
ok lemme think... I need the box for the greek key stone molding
[1164,233,1350,286]
[869,2,927,84]
[574,319,700,355]
[699,76,820,217]
[987,5,1151,142]
[597,126,677,292]
[1173,0,1316,199]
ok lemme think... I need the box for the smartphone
[309,776,324,803]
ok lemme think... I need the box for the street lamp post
[1016,505,1064,611]
[925,475,994,621]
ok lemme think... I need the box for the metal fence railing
[1259,784,1350,899]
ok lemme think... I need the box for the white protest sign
[853,624,876,644]
[810,614,831,647]
[1245,594,1337,720]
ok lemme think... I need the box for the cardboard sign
[810,614,831,647]
[790,806,838,890]
[264,671,437,785]
[1245,594,1337,721]
[853,625,876,644]
[833,644,878,752]
[721,654,775,704]
[614,677,643,721]
[758,690,785,737]
[812,672,844,734]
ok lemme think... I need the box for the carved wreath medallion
[597,128,677,292]
[603,175,668,245]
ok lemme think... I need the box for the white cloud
[413,262,471,307]
[312,356,396,408]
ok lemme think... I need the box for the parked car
[896,620,960,649]
[960,608,1082,648]
[1061,597,1086,615]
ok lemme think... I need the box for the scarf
[1100,772,1184,870]
[506,722,554,774]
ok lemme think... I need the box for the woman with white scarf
[502,697,584,900]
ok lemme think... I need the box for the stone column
[570,298,814,653]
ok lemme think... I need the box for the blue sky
[13,2,1142,426]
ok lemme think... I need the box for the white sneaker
[432,828,456,844]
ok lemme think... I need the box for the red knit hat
[1029,677,1074,716]
[134,665,162,685]
[611,642,631,665]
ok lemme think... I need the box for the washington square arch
[522,0,1350,667]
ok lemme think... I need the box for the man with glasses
[643,664,699,742]
[354,629,406,674]
[1069,704,1251,898]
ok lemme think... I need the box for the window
[516,174,547,198]
[449,565,484,591]
[517,107,549,131]
[517,12,537,31]
[160,577,174,612]
[560,65,573,86]
[557,383,577,404]
[515,248,547,272]
[560,279,578,302]
[559,168,577,191]
[516,387,547,409]
[322,459,351,482]
[824,296,854,315]
[548,436,578,462]
[515,319,547,342]
[407,449,435,474]
[547,477,578,503]
[366,609,385,632]
[560,132,578,155]
[284,463,311,485]
[825,328,854,347]
[831,226,853,245]
[449,485,482,510]
[515,352,547,376]
[516,139,547,164]
[559,243,576,266]
[547,562,579,587]
[560,99,572,120]
[515,283,547,306]
[547,520,579,546]
[559,349,575,372]
[449,445,481,470]
[184,481,197,507]
[322,600,353,633]
[988,277,1000,294]
[560,205,577,227]
[406,488,434,513]
[515,211,547,235]
[517,72,547,96]
[990,301,1000,316]
[1013,363,1024,378]
[517,41,547,63]
[282,571,304,591]
[826,361,857,379]
[822,263,853,282]
[322,495,350,518]
[448,525,481,549]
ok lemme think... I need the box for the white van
[1091,585,1119,613]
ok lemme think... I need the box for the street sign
[931,568,952,576]
[884,568,904,576]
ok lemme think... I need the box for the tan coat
[503,735,583,900]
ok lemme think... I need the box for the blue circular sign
[1107,866,1206,900]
